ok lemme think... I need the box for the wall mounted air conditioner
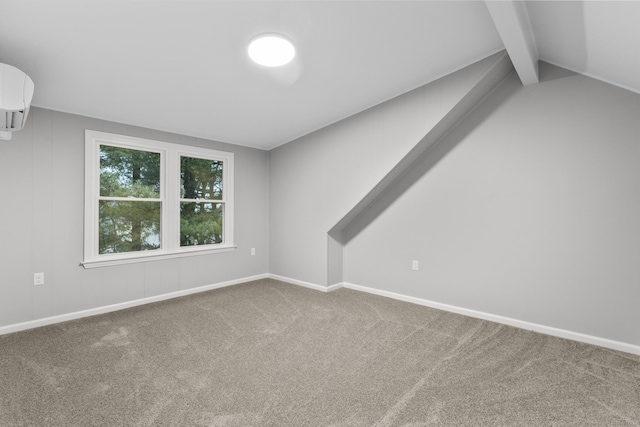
[0,63,35,140]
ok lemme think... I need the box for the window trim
[83,130,235,269]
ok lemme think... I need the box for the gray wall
[0,107,269,328]
[345,64,640,346]
[269,55,500,286]
[2,58,637,348]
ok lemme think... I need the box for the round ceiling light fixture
[248,34,295,67]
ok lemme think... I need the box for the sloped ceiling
[0,1,638,150]
[526,1,640,93]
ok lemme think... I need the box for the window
[179,156,224,247]
[83,130,234,267]
[98,145,162,255]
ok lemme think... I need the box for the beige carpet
[1,278,638,426]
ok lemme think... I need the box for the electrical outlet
[412,260,419,271]
[251,248,256,256]
[34,272,45,286]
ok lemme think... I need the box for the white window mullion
[164,149,179,252]
[223,156,234,246]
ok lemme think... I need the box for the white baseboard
[267,274,342,292]
[0,273,269,336]
[342,282,640,356]
[5,273,637,356]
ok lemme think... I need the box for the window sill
[81,245,237,269]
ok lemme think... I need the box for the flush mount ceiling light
[248,34,295,67]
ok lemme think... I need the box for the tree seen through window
[180,156,224,246]
[99,145,161,254]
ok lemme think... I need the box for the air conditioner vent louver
[1,110,26,131]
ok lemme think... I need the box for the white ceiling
[0,1,638,150]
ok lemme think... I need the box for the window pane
[180,202,223,246]
[99,200,161,254]
[100,145,160,198]
[180,157,223,200]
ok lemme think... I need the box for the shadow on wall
[342,73,521,245]
[324,51,516,286]
[537,61,579,84]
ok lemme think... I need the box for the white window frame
[83,130,235,268]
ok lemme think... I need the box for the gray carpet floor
[0,278,638,426]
